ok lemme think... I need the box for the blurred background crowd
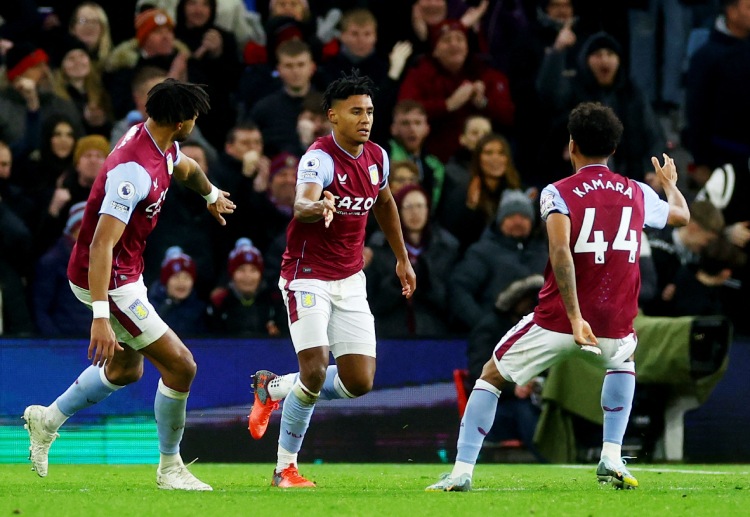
[1,0,749,344]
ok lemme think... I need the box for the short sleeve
[379,145,390,190]
[539,184,569,221]
[298,149,333,188]
[100,162,151,224]
[635,180,669,229]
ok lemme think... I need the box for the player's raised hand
[89,319,122,367]
[321,190,335,228]
[208,190,235,226]
[651,153,678,189]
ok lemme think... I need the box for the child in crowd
[150,246,208,336]
[209,238,286,336]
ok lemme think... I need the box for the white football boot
[157,457,213,491]
[23,405,59,477]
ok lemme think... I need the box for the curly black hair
[567,102,623,157]
[145,78,211,125]
[322,69,376,112]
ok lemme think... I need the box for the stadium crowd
[1,0,749,340]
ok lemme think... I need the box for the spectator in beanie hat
[209,238,286,336]
[267,151,298,216]
[149,246,208,336]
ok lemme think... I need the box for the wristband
[202,184,219,204]
[92,300,110,319]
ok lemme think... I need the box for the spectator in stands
[174,0,242,149]
[319,8,413,145]
[68,2,113,69]
[0,140,35,227]
[536,31,664,182]
[109,67,216,161]
[0,157,34,335]
[444,114,492,190]
[399,19,515,162]
[388,100,446,212]
[32,201,90,337]
[367,185,459,338]
[212,122,269,195]
[388,160,420,196]
[104,8,191,118]
[695,159,750,332]
[294,91,330,156]
[467,274,546,461]
[265,151,297,221]
[134,0,266,52]
[12,114,82,237]
[149,246,208,336]
[645,200,729,315]
[36,134,109,256]
[0,41,83,158]
[450,189,548,332]
[248,39,319,157]
[438,133,523,252]
[209,238,286,336]
[409,0,489,56]
[684,0,750,186]
[49,34,113,136]
[509,0,585,183]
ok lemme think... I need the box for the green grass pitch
[1,463,748,516]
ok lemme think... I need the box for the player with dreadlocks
[23,79,235,491]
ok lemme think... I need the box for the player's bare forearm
[664,182,690,227]
[550,244,582,322]
[294,196,327,222]
[177,155,213,196]
[294,184,334,224]
[88,239,113,303]
[373,192,416,297]
[372,195,408,262]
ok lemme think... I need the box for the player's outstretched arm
[372,185,416,298]
[293,182,336,227]
[546,212,597,347]
[174,151,235,225]
[652,153,689,227]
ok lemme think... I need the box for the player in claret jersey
[23,79,235,491]
[426,102,690,492]
[248,70,417,488]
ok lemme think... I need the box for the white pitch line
[558,465,749,475]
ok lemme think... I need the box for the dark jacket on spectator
[450,225,548,331]
[367,224,460,338]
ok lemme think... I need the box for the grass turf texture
[1,463,748,516]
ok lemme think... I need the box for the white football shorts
[69,277,168,350]
[279,271,376,358]
[492,313,638,386]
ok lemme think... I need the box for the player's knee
[300,364,327,392]
[480,360,506,389]
[170,351,197,383]
[106,363,144,386]
[342,377,372,397]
